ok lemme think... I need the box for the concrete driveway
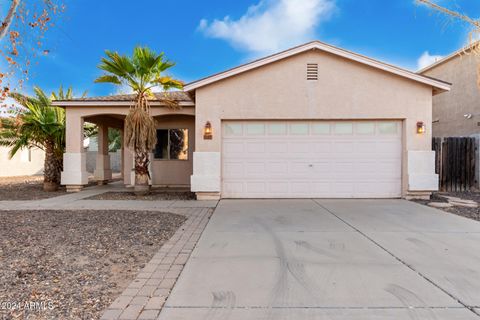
[159,199,480,319]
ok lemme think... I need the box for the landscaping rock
[0,210,186,320]
[438,195,463,202]
[413,191,480,221]
[428,202,453,208]
[448,201,478,208]
[85,191,196,201]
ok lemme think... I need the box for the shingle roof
[54,91,192,103]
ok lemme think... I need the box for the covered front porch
[53,93,195,192]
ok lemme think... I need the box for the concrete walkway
[160,199,480,319]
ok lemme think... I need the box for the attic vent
[307,63,318,80]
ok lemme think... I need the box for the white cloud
[114,83,135,95]
[199,0,336,55]
[417,51,443,70]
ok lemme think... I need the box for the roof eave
[418,41,480,74]
[52,101,195,107]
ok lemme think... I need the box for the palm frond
[152,76,184,91]
[94,75,122,85]
[9,92,37,107]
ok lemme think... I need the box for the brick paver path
[101,207,213,320]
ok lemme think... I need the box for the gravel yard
[86,191,196,201]
[0,210,186,319]
[413,192,480,221]
[0,176,66,200]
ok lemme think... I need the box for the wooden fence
[432,137,477,192]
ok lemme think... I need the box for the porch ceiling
[84,115,125,129]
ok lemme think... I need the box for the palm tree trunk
[134,151,150,195]
[43,139,59,191]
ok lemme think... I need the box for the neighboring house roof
[184,40,451,94]
[418,41,480,74]
[52,91,193,107]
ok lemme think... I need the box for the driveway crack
[312,199,480,318]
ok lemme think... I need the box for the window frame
[153,128,189,161]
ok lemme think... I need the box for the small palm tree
[95,46,183,195]
[0,86,77,191]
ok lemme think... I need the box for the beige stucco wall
[0,146,44,177]
[150,115,194,186]
[193,50,436,197]
[422,54,480,137]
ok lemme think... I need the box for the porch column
[94,124,112,184]
[120,128,124,179]
[61,111,89,192]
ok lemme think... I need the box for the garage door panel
[332,182,355,196]
[333,161,355,174]
[223,141,245,155]
[290,162,311,174]
[267,142,288,153]
[376,161,402,176]
[267,162,289,174]
[268,182,289,193]
[223,182,244,194]
[223,161,244,178]
[246,142,265,153]
[354,141,378,154]
[245,162,265,176]
[354,182,400,197]
[291,182,311,194]
[332,141,354,153]
[289,142,312,153]
[313,142,332,154]
[354,160,379,172]
[377,140,402,151]
[311,162,332,175]
[222,121,402,198]
[245,182,266,194]
[311,182,332,194]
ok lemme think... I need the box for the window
[312,123,330,135]
[154,129,188,160]
[356,122,375,134]
[224,123,242,136]
[378,122,397,135]
[290,123,309,135]
[246,123,265,135]
[334,122,353,134]
[268,123,287,135]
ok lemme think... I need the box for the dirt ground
[0,209,186,319]
[86,191,196,201]
[413,192,480,221]
[0,176,66,201]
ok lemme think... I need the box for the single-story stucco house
[53,41,451,200]
[419,42,480,138]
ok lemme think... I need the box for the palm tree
[0,86,77,191]
[95,46,183,195]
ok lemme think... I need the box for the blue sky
[3,0,480,97]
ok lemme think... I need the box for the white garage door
[222,121,402,198]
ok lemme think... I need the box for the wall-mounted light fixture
[204,121,213,140]
[416,121,426,134]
